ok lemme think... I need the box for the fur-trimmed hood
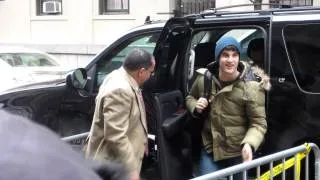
[249,64,271,91]
[205,60,271,91]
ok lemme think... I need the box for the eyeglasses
[145,68,155,76]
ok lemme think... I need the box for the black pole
[250,0,262,10]
[174,0,182,17]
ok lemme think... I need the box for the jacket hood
[206,61,271,91]
[250,64,272,91]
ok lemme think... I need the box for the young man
[186,36,270,177]
[85,49,155,180]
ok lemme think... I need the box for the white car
[0,46,69,91]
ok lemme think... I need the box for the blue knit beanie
[214,36,241,61]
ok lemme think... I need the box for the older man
[85,49,155,180]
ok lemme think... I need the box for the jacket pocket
[224,126,246,153]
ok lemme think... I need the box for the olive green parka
[186,61,270,161]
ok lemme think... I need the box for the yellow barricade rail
[257,143,312,180]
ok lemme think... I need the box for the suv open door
[152,17,193,180]
[153,13,271,179]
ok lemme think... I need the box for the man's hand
[195,97,209,113]
[242,143,253,162]
[129,171,140,180]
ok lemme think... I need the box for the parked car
[0,46,69,91]
[2,5,320,179]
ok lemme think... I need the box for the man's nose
[226,56,233,62]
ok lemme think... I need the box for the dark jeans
[198,149,243,180]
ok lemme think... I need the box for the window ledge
[30,15,68,21]
[93,14,135,20]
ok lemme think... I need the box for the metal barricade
[61,132,156,143]
[61,132,89,142]
[190,143,320,180]
[61,132,156,153]
[61,132,89,152]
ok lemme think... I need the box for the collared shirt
[120,67,140,93]
[120,67,148,155]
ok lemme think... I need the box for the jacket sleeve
[186,75,203,117]
[102,89,137,172]
[241,82,268,151]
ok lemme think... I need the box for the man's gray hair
[123,49,153,71]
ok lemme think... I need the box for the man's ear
[138,68,145,77]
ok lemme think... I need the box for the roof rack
[199,3,320,17]
[144,16,166,25]
[212,3,291,12]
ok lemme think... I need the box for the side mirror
[67,68,87,89]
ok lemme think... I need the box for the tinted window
[96,32,160,86]
[190,31,208,48]
[221,29,264,60]
[190,28,264,71]
[284,24,320,93]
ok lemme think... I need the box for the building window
[180,0,215,16]
[36,0,63,16]
[270,0,313,7]
[99,0,129,15]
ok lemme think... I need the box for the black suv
[2,4,320,179]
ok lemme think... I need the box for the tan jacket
[186,61,269,161]
[85,67,148,173]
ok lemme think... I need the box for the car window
[284,23,320,93]
[223,29,257,43]
[187,27,265,87]
[0,57,12,68]
[190,31,208,48]
[96,32,160,87]
[190,27,263,67]
[221,28,263,60]
[0,53,58,67]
